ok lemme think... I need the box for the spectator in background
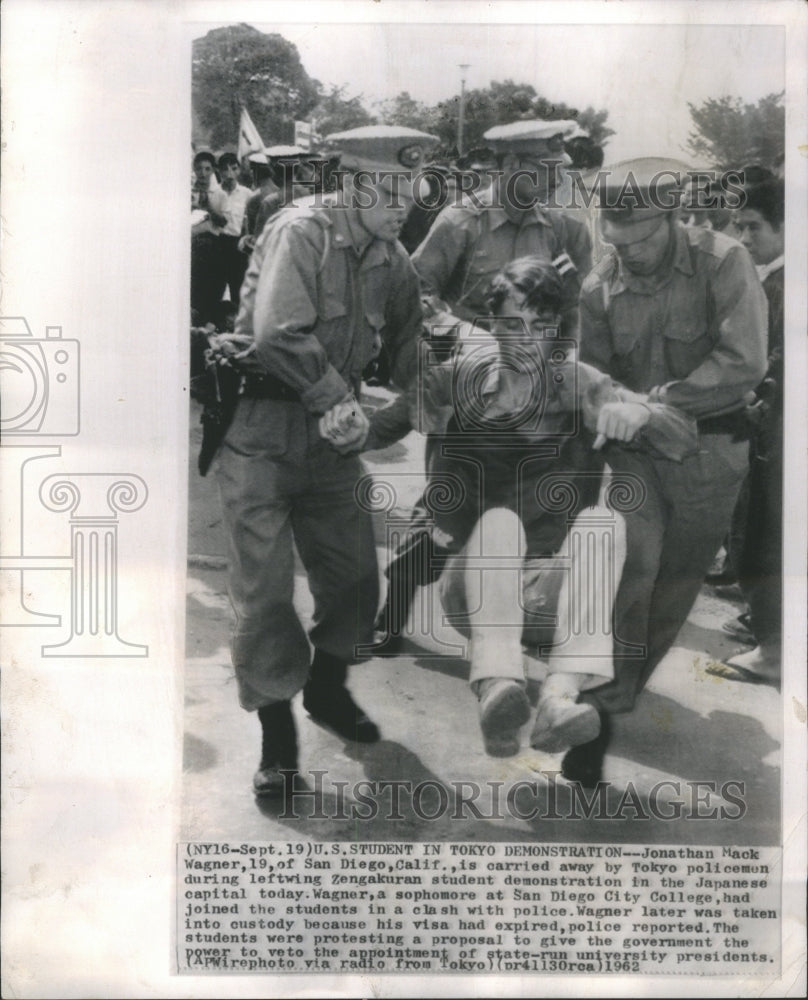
[206,152,252,308]
[398,163,452,254]
[191,151,221,321]
[239,152,281,255]
[710,174,784,687]
[681,174,739,236]
[191,152,252,322]
[191,150,219,212]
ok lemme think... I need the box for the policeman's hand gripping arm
[592,401,653,450]
[318,396,370,454]
[206,332,266,375]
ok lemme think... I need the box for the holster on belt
[696,410,752,441]
[197,363,242,476]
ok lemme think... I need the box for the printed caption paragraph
[177,841,780,975]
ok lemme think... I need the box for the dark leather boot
[253,700,298,796]
[303,649,380,743]
[561,711,611,788]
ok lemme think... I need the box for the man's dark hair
[218,152,240,171]
[193,151,216,169]
[565,136,604,171]
[486,255,563,317]
[741,177,785,230]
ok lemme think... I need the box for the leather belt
[697,411,751,439]
[240,373,300,402]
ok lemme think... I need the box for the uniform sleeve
[411,207,470,299]
[650,246,768,416]
[252,221,350,414]
[563,213,594,278]
[255,192,283,237]
[364,253,425,450]
[576,360,699,461]
[578,279,617,374]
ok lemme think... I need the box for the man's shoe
[530,696,601,754]
[706,644,780,689]
[252,765,292,797]
[254,700,298,796]
[477,679,531,757]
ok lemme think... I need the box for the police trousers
[217,397,379,711]
[581,432,750,714]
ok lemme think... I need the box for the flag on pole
[237,107,265,160]
[294,120,321,152]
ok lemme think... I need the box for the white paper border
[1,1,805,997]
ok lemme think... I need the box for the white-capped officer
[215,125,437,795]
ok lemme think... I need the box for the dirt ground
[183,400,780,846]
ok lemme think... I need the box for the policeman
[376,120,593,645]
[252,144,321,238]
[411,118,592,327]
[239,150,281,254]
[215,125,436,795]
[576,157,768,718]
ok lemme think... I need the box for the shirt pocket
[662,307,713,379]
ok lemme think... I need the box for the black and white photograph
[2,1,806,996]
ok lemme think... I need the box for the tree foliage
[310,85,374,138]
[686,92,785,171]
[422,80,614,153]
[192,24,319,149]
[376,91,440,133]
[192,26,616,160]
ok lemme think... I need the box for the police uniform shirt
[236,201,423,426]
[411,184,593,324]
[579,223,768,417]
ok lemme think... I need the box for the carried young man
[416,255,700,757]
